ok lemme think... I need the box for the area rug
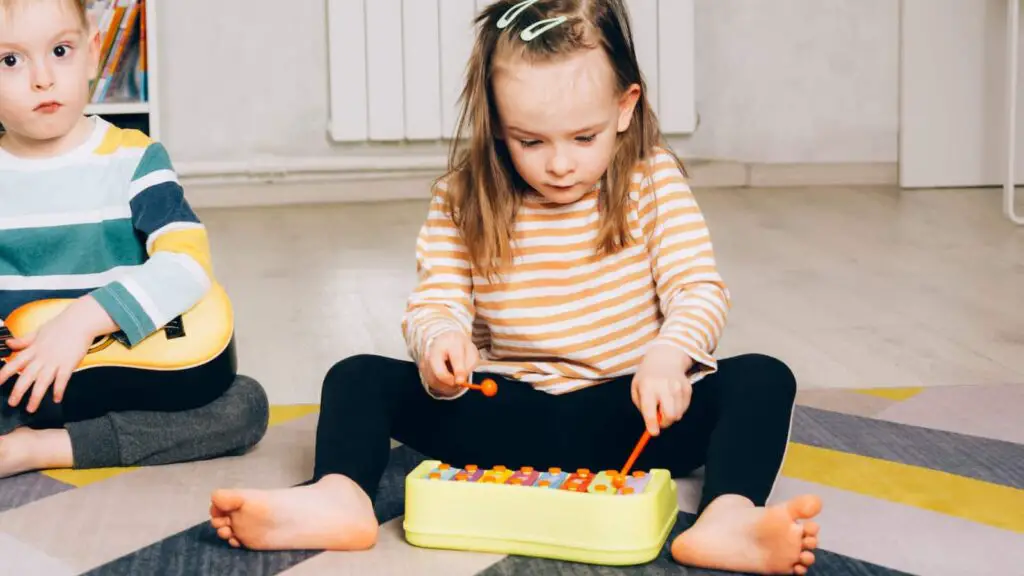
[1,384,1021,576]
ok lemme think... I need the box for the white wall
[156,0,899,167]
[684,0,898,164]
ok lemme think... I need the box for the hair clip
[497,0,539,29]
[497,0,567,41]
[519,16,568,41]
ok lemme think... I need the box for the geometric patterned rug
[1,384,1022,576]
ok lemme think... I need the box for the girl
[209,1,822,573]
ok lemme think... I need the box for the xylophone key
[536,468,568,489]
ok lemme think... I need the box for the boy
[0,0,268,478]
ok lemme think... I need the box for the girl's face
[492,47,640,204]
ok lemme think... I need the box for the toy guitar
[0,283,237,383]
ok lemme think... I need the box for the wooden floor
[195,185,1024,405]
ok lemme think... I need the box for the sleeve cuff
[416,319,467,360]
[90,283,154,346]
[652,334,717,380]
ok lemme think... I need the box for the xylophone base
[403,460,678,566]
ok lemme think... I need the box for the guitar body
[2,283,234,372]
[0,284,238,426]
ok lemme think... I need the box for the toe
[217,526,234,541]
[211,489,246,514]
[803,536,818,550]
[211,516,231,529]
[228,537,240,548]
[803,520,820,537]
[787,494,823,519]
[794,565,807,575]
[799,550,815,567]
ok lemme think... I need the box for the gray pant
[0,374,269,469]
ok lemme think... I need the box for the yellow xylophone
[403,460,678,566]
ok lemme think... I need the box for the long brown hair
[443,0,682,280]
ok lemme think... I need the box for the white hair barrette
[496,0,568,42]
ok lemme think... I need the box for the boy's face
[0,0,99,142]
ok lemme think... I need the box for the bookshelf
[84,0,159,140]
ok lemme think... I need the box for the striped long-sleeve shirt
[0,117,213,346]
[402,148,731,396]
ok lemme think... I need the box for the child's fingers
[0,350,30,385]
[447,344,468,384]
[664,380,689,424]
[429,355,452,386]
[658,384,676,427]
[26,365,57,414]
[428,341,454,386]
[640,387,660,436]
[7,361,41,408]
[5,332,36,351]
[52,366,73,404]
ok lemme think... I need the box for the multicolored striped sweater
[0,117,213,346]
[403,148,732,396]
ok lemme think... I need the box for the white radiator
[326,0,695,143]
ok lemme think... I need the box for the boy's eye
[53,44,71,57]
[1,54,20,68]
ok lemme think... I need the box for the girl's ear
[616,83,641,132]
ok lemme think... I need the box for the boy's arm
[88,143,213,346]
[401,182,476,379]
[642,152,731,381]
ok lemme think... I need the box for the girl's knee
[726,353,797,403]
[322,354,392,398]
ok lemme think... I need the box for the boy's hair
[0,0,89,28]
[443,0,682,280]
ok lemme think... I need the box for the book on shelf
[86,0,148,106]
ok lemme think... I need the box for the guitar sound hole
[89,335,113,352]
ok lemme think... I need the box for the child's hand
[631,343,695,436]
[420,329,479,397]
[0,296,116,413]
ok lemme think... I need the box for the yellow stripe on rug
[783,443,1024,533]
[851,387,924,401]
[41,404,321,487]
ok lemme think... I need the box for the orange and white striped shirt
[402,149,731,395]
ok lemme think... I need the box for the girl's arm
[641,151,732,381]
[401,182,476,366]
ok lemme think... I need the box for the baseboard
[178,156,898,209]
[182,171,441,209]
[748,162,899,188]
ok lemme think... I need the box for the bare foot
[0,427,74,478]
[671,494,822,575]
[209,474,378,551]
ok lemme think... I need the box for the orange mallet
[613,412,662,489]
[459,377,498,397]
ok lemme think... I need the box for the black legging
[313,353,796,514]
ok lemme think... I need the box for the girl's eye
[519,139,540,148]
[1,54,20,68]
[576,134,596,143]
[53,44,71,58]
